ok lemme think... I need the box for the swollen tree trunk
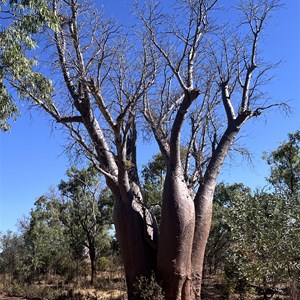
[157,90,198,300]
[113,190,159,299]
[157,166,195,299]
[157,120,243,300]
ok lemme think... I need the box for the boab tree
[138,0,285,298]
[2,0,285,299]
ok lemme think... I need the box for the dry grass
[0,269,127,300]
[1,272,299,300]
[72,288,126,299]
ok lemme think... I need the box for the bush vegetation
[1,131,299,299]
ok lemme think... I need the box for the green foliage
[206,131,300,298]
[0,79,19,131]
[264,130,300,196]
[59,166,99,198]
[263,130,300,285]
[57,166,114,284]
[0,0,58,131]
[207,182,300,298]
[20,194,70,282]
[0,165,116,287]
[58,166,113,259]
[225,191,298,292]
[97,256,111,271]
[133,272,165,300]
[205,183,251,274]
[0,231,24,279]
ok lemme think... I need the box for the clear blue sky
[0,0,299,233]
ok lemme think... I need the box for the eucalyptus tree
[0,0,58,131]
[58,166,113,285]
[23,194,69,282]
[263,130,300,284]
[206,133,300,298]
[203,183,250,275]
[3,0,286,298]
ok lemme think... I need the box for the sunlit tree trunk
[158,166,195,299]
[10,0,284,299]
[191,125,241,298]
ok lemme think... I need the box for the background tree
[0,166,115,287]
[263,130,300,285]
[58,166,113,286]
[22,193,69,282]
[2,0,286,298]
[141,153,166,223]
[203,183,250,276]
[0,231,24,282]
[224,189,300,299]
[264,130,300,197]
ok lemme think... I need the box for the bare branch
[88,77,116,129]
[221,83,236,122]
[136,2,188,91]
[58,116,83,123]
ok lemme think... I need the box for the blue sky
[0,0,299,233]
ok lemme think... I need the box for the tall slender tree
[23,194,69,282]
[58,166,113,285]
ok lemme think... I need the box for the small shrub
[98,256,111,271]
[222,263,251,299]
[133,272,164,300]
